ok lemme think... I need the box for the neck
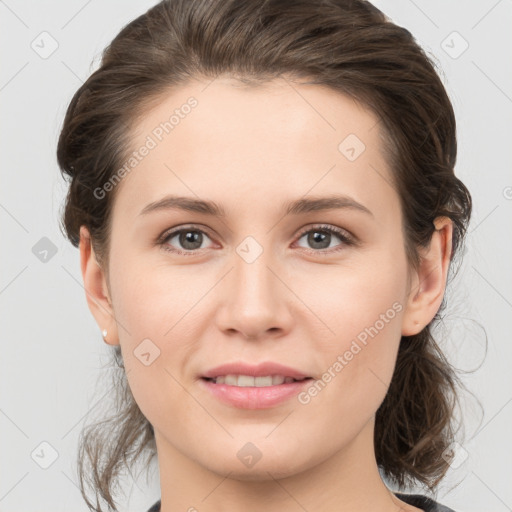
[155,417,420,512]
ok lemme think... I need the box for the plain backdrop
[1,1,511,511]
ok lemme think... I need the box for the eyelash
[157,224,356,256]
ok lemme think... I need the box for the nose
[214,244,294,341]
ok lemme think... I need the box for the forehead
[113,76,399,225]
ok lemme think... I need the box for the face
[82,76,444,481]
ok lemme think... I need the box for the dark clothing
[146,501,160,512]
[146,491,457,511]
[395,492,457,511]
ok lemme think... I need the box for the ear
[79,225,119,346]
[401,217,453,336]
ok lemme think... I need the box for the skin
[80,76,452,512]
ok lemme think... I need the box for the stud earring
[102,329,108,339]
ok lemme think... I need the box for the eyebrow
[138,194,373,218]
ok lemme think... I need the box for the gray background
[1,1,511,511]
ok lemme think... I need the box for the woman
[57,1,472,511]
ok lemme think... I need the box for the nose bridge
[216,234,291,338]
[233,234,279,308]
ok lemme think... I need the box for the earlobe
[79,225,119,346]
[401,217,453,336]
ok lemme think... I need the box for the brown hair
[57,0,474,510]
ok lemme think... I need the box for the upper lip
[201,361,310,380]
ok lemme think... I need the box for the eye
[294,224,355,254]
[158,226,215,255]
[157,223,355,256]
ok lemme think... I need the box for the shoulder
[394,492,459,512]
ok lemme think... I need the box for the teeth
[212,374,302,386]
[238,375,257,387]
[273,375,285,385]
[224,375,238,386]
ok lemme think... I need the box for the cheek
[110,255,194,339]
[309,254,407,396]
[300,299,403,438]
[110,258,207,404]
[309,253,406,344]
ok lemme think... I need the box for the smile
[203,375,312,386]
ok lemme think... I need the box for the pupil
[309,231,329,249]
[181,231,201,249]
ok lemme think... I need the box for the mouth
[201,375,314,387]
[199,373,314,409]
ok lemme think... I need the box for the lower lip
[199,378,312,409]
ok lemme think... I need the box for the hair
[57,0,475,510]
